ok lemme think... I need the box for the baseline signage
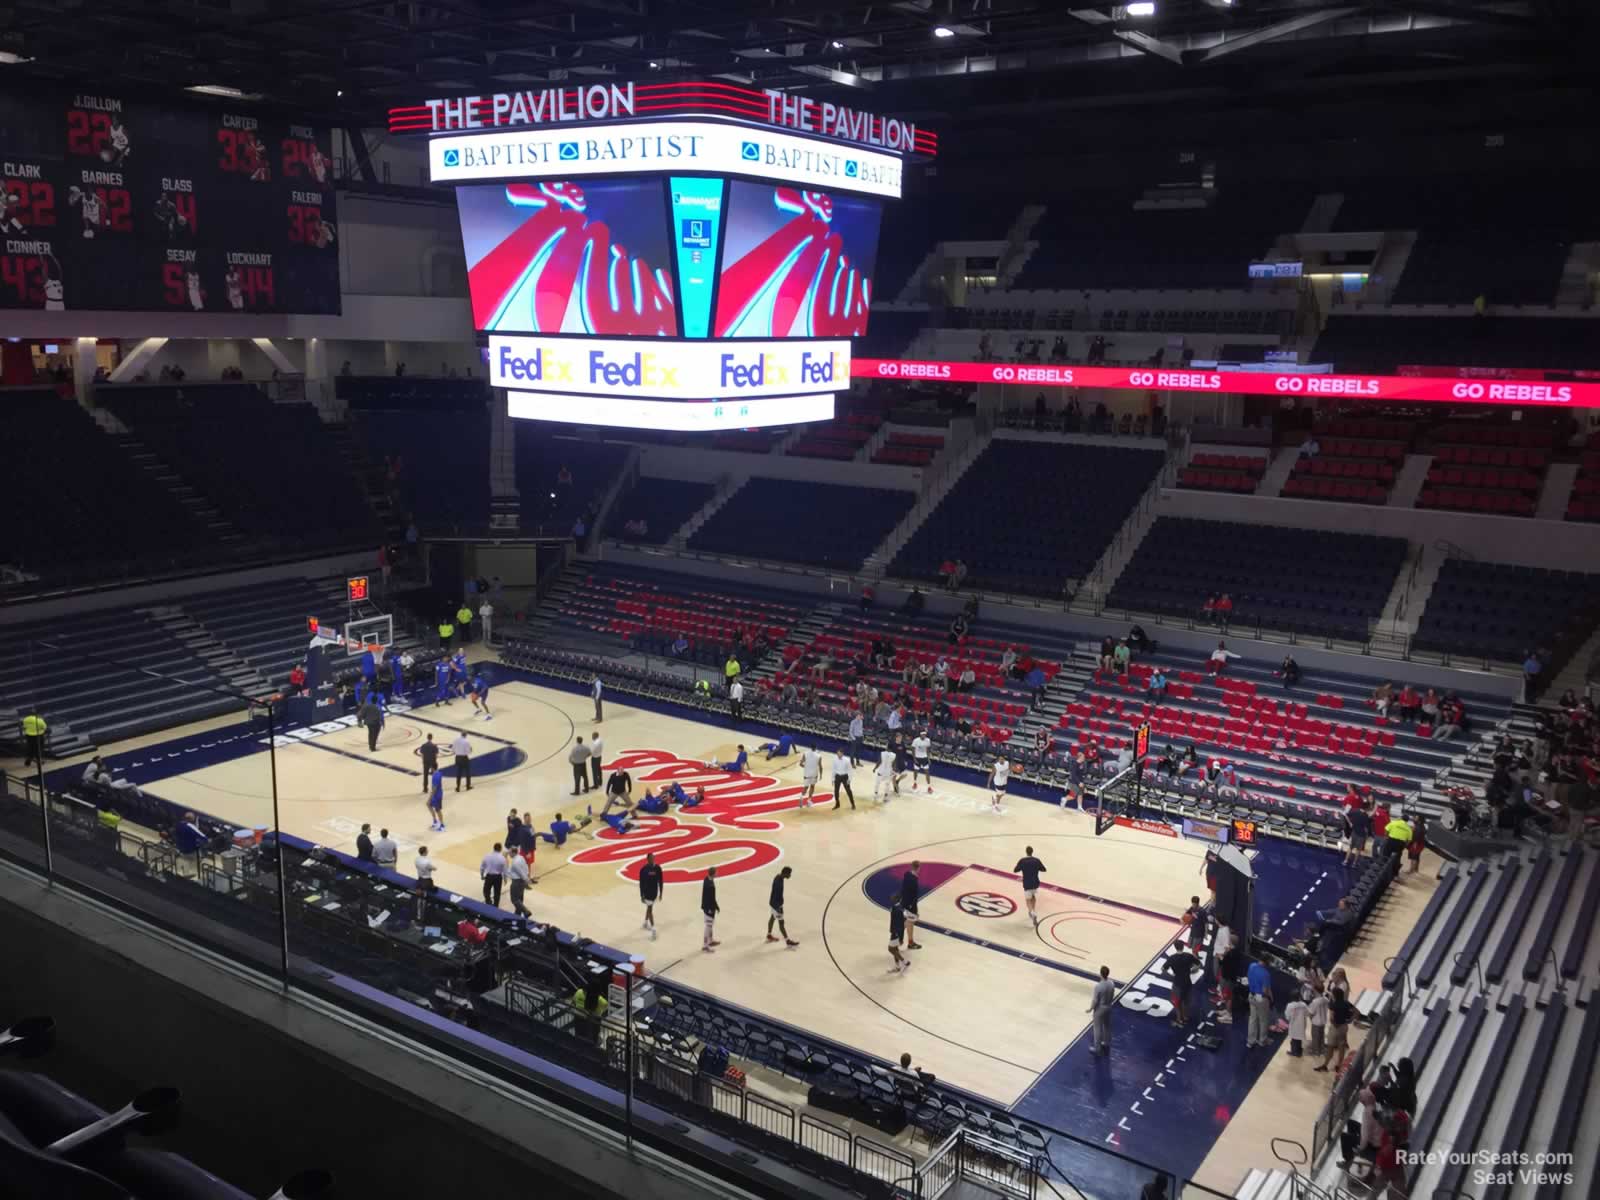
[489,334,850,401]
[429,121,903,199]
[506,389,834,432]
[853,358,1600,408]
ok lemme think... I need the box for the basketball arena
[2,5,1599,1200]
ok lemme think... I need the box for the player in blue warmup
[637,790,669,815]
[426,768,445,831]
[760,733,794,759]
[713,745,749,774]
[470,672,493,720]
[434,659,452,707]
[450,650,469,697]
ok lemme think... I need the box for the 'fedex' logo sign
[488,335,850,401]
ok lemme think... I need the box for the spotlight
[933,26,956,38]
[1125,2,1156,15]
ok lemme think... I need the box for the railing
[1310,984,1403,1163]
[799,1112,853,1163]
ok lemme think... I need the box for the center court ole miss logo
[567,749,802,882]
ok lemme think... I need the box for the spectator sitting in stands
[1215,593,1234,629]
[1148,668,1169,698]
[1112,639,1131,675]
[1127,623,1153,655]
[172,811,209,859]
[1371,681,1395,718]
[1279,655,1301,689]
[83,756,143,799]
[1208,642,1240,675]
[902,587,925,616]
[1419,688,1440,727]
[1201,595,1218,624]
[955,665,977,692]
[1000,646,1018,676]
[669,632,689,657]
[1394,685,1421,724]
[780,678,798,705]
[1299,435,1320,459]
[1025,664,1048,709]
[1099,636,1117,672]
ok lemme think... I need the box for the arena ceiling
[2,0,1595,140]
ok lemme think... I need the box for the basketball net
[311,628,386,661]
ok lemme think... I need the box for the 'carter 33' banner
[0,89,340,314]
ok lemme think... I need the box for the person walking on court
[1014,847,1046,927]
[588,731,605,790]
[701,865,721,952]
[507,846,531,917]
[359,696,383,751]
[356,824,375,862]
[729,677,744,720]
[480,842,506,908]
[568,736,591,796]
[415,733,439,792]
[1246,957,1274,1048]
[426,768,446,831]
[451,731,472,791]
[900,862,923,949]
[591,674,604,722]
[848,712,864,766]
[1089,966,1116,1055]
[990,755,1011,813]
[639,852,663,941]
[21,710,48,767]
[888,899,911,973]
[1165,939,1200,1027]
[832,748,856,810]
[766,866,799,947]
[799,745,821,806]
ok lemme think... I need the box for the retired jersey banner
[0,88,339,314]
[852,358,1600,408]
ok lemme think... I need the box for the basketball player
[68,186,102,238]
[433,658,452,706]
[891,734,909,796]
[43,259,64,311]
[873,746,896,803]
[426,767,445,832]
[888,899,910,973]
[450,649,470,697]
[415,733,439,792]
[900,862,923,950]
[911,730,932,793]
[639,852,663,941]
[153,192,186,238]
[701,865,721,953]
[309,144,331,183]
[185,268,204,311]
[1014,847,1047,928]
[105,119,131,165]
[0,189,25,233]
[225,265,244,310]
[470,671,493,720]
[798,745,821,807]
[990,756,1011,813]
[766,866,798,947]
[831,748,855,810]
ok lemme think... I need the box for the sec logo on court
[955,891,1017,919]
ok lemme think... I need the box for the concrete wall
[1149,487,1600,570]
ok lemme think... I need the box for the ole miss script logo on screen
[567,749,806,882]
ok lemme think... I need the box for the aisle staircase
[112,433,243,549]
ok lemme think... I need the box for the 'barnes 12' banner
[0,89,340,314]
[854,359,1600,408]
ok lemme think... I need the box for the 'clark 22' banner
[854,359,1600,408]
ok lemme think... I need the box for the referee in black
[415,733,439,792]
[900,861,923,950]
[766,866,799,948]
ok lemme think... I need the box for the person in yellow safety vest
[1384,815,1413,859]
[438,620,455,650]
[21,711,48,767]
[456,603,474,644]
[724,655,741,685]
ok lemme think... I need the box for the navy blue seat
[1414,559,1600,667]
[689,478,914,571]
[605,477,716,545]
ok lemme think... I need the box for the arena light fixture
[831,40,844,49]
[1125,2,1157,15]
[186,84,262,100]
[933,25,956,38]
[0,51,33,64]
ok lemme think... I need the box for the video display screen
[713,181,881,339]
[457,178,678,335]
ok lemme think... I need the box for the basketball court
[53,661,1360,1182]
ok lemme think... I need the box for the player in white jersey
[105,120,131,165]
[911,732,932,792]
[225,266,244,309]
[43,262,64,311]
[873,747,896,803]
[310,217,336,248]
[69,186,101,238]
[798,746,821,807]
[185,269,204,310]
[309,145,330,183]
[0,189,24,233]
[990,756,1011,813]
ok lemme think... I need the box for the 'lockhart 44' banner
[0,89,340,314]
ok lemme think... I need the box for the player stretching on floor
[639,851,663,941]
[1014,846,1047,928]
[888,899,911,973]
[911,731,933,793]
[766,866,799,947]
[990,756,1011,813]
[470,671,493,720]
